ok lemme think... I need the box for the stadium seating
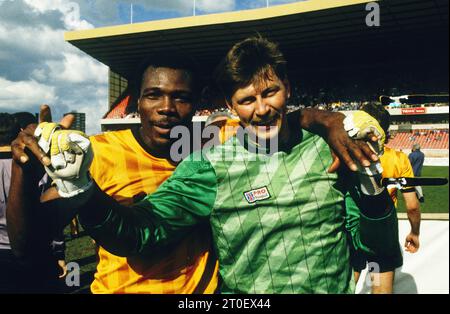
[105,96,129,119]
[387,129,449,150]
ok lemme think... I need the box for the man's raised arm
[76,153,215,257]
[23,121,215,257]
[296,108,383,172]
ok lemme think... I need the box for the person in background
[408,143,425,203]
[12,112,38,131]
[13,111,69,280]
[1,112,62,293]
[1,113,21,293]
[350,103,421,294]
[14,109,82,243]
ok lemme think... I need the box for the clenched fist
[34,122,94,198]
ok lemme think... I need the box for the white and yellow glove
[343,111,386,195]
[343,110,386,155]
[34,122,94,198]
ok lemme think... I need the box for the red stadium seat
[387,129,449,150]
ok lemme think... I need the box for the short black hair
[12,111,37,129]
[361,103,391,137]
[122,55,201,113]
[0,113,20,146]
[214,36,287,100]
[135,55,200,94]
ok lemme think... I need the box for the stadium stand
[388,130,449,150]
[105,96,130,119]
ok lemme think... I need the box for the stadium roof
[65,0,449,80]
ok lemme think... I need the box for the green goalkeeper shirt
[84,129,397,293]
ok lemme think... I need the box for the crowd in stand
[388,129,449,150]
[391,119,449,125]
[407,129,448,142]
[106,80,448,119]
[389,103,448,108]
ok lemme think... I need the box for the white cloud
[0,76,57,108]
[0,0,108,134]
[0,24,66,60]
[67,0,236,26]
[23,0,94,30]
[47,52,108,84]
[78,0,193,22]
[23,0,64,12]
[31,68,48,81]
[59,85,108,136]
[76,102,108,136]
[196,0,235,13]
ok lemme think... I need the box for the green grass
[397,166,449,213]
[63,223,97,294]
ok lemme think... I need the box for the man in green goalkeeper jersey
[24,37,396,293]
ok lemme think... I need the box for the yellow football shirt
[380,145,415,206]
[89,129,218,294]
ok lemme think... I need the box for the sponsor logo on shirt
[243,186,271,204]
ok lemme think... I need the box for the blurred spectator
[12,112,38,130]
[408,144,425,203]
[1,112,66,293]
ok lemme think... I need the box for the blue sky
[0,0,302,134]
[114,1,302,25]
[79,1,303,27]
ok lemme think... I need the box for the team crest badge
[244,186,271,204]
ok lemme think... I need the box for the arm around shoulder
[78,153,217,257]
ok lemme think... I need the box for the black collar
[0,151,12,159]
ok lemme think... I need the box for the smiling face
[138,66,195,153]
[228,70,290,141]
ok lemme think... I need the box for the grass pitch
[396,166,449,214]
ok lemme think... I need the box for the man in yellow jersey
[8,53,384,294]
[86,57,220,293]
[7,58,219,294]
[351,103,421,294]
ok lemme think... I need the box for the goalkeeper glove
[342,111,386,195]
[34,122,94,198]
[343,110,386,155]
